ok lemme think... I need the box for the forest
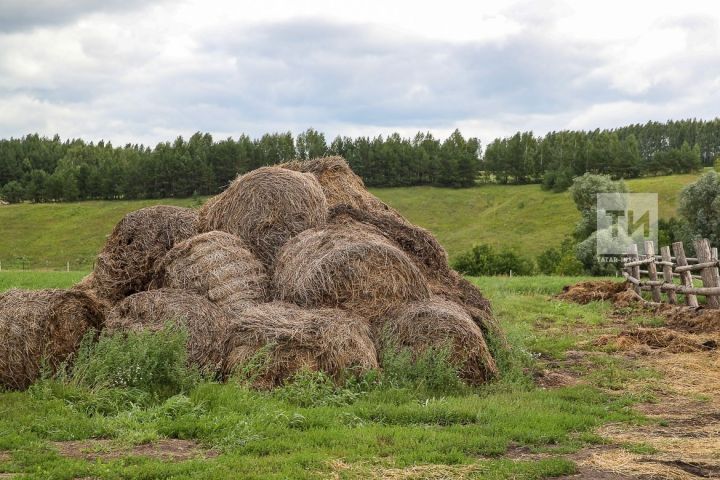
[0,118,718,202]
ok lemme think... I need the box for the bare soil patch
[53,438,217,461]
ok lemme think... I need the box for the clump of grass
[273,369,363,407]
[380,343,467,394]
[70,322,200,402]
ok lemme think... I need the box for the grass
[0,273,650,479]
[0,172,704,270]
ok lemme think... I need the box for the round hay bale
[93,206,198,303]
[198,166,327,265]
[272,223,431,319]
[152,231,268,316]
[72,272,113,314]
[106,289,229,375]
[281,156,404,218]
[329,205,502,343]
[225,301,378,387]
[379,297,498,384]
[0,288,103,390]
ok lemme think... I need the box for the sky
[1,0,719,146]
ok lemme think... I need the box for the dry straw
[199,166,327,265]
[328,204,501,341]
[0,288,103,389]
[225,301,378,387]
[281,156,403,217]
[152,231,268,316]
[272,222,431,320]
[379,296,498,383]
[93,206,198,303]
[106,289,230,375]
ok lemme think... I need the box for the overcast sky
[1,0,719,146]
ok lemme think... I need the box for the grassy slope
[0,172,701,270]
[0,274,646,479]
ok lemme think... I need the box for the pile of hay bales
[2,156,503,389]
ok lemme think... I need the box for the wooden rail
[622,239,720,307]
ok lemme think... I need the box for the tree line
[486,118,719,191]
[1,118,719,203]
[0,129,480,202]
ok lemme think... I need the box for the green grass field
[0,172,702,270]
[0,273,651,479]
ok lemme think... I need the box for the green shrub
[452,244,535,276]
[537,237,584,275]
[71,323,200,401]
[380,343,466,394]
[274,369,362,407]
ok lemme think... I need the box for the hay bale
[329,205,502,342]
[272,223,431,319]
[281,156,402,217]
[378,297,498,384]
[106,289,230,375]
[0,289,103,390]
[198,166,327,265]
[72,272,113,314]
[93,206,198,303]
[225,301,378,387]
[557,280,629,304]
[152,231,268,316]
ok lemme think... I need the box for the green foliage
[71,324,200,401]
[452,244,536,276]
[679,171,720,246]
[536,237,583,275]
[0,180,23,203]
[379,344,466,394]
[273,369,363,408]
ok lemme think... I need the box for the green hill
[0,172,703,270]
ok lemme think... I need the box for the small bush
[537,237,584,275]
[274,369,362,407]
[70,323,200,401]
[380,343,466,394]
[453,244,535,276]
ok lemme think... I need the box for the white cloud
[0,0,718,145]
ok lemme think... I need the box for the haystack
[225,301,378,387]
[93,206,198,303]
[378,297,498,384]
[272,223,431,320]
[152,231,268,316]
[557,280,629,304]
[281,156,402,218]
[329,205,501,342]
[198,166,327,265]
[0,289,103,389]
[106,289,230,375]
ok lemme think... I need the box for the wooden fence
[622,238,720,308]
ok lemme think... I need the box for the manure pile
[1,158,502,389]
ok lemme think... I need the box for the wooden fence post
[695,238,720,308]
[660,246,677,304]
[627,243,641,294]
[644,240,662,302]
[674,241,699,308]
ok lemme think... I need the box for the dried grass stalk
[198,166,327,265]
[93,206,198,303]
[280,156,402,217]
[329,205,501,341]
[152,231,268,316]
[225,301,378,387]
[0,288,103,390]
[106,289,230,375]
[272,223,431,320]
[557,280,629,304]
[379,297,498,383]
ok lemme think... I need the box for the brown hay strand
[225,301,378,387]
[557,280,629,304]
[665,307,720,334]
[106,289,230,375]
[594,327,718,354]
[152,231,268,316]
[93,206,198,303]
[328,205,501,342]
[280,156,402,217]
[379,297,498,383]
[272,223,431,320]
[198,166,327,265]
[0,289,103,390]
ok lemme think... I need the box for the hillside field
[0,172,702,270]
